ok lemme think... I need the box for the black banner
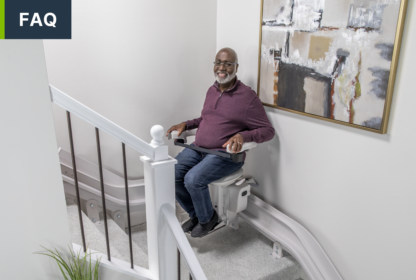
[5,0,71,39]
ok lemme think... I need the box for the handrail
[161,204,207,280]
[50,85,167,161]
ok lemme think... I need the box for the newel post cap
[150,125,165,147]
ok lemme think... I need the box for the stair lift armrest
[167,129,198,143]
[168,129,257,152]
[226,141,257,153]
[168,129,256,163]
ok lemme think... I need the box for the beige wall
[0,40,72,280]
[218,1,416,280]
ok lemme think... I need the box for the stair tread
[131,223,148,256]
[66,202,148,269]
[66,203,124,261]
[95,216,148,269]
[181,219,304,280]
[134,214,307,280]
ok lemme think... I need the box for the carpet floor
[66,202,308,280]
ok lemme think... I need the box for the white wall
[44,0,217,178]
[0,41,72,279]
[218,1,416,280]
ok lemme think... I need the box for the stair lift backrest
[169,129,256,227]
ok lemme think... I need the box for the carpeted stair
[66,202,307,280]
[66,200,148,268]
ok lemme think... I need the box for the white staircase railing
[50,85,205,280]
[50,85,168,161]
[162,204,207,280]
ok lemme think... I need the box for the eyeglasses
[213,61,238,68]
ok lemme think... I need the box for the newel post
[141,125,178,280]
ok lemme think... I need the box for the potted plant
[36,245,101,280]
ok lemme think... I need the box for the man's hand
[166,122,187,137]
[222,134,244,153]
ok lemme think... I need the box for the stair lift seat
[169,129,257,230]
[209,168,243,188]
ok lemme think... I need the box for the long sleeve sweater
[185,78,275,151]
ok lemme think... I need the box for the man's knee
[184,171,204,190]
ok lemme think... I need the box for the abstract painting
[257,0,408,133]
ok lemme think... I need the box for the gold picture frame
[257,0,409,134]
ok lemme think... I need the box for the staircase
[53,86,339,280]
[65,200,308,280]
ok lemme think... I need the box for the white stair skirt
[59,148,145,201]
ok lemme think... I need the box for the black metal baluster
[66,111,86,252]
[122,143,134,269]
[178,249,181,280]
[95,128,111,261]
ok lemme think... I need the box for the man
[166,48,275,238]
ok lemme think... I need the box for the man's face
[214,51,238,84]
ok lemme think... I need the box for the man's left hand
[222,134,244,153]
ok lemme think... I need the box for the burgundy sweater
[185,78,275,151]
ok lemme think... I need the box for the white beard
[215,67,237,84]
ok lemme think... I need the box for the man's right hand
[166,122,187,137]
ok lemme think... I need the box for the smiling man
[166,48,275,237]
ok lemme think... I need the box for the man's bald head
[214,47,239,85]
[216,48,238,63]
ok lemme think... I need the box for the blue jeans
[175,146,244,224]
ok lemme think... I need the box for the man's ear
[236,64,239,73]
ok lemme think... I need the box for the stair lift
[60,128,344,280]
[168,129,257,234]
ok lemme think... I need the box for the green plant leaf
[35,245,101,280]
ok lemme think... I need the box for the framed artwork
[257,0,409,133]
